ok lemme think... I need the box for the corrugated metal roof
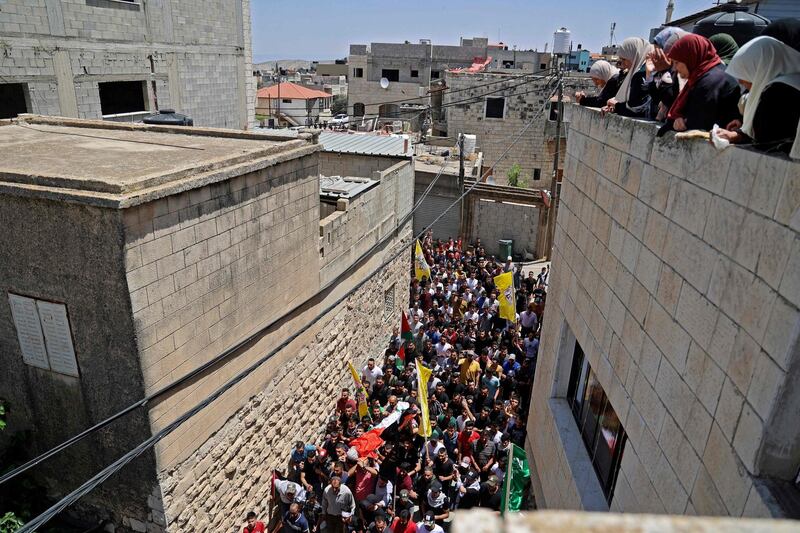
[319,131,411,157]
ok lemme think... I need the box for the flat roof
[320,175,378,200]
[0,116,317,207]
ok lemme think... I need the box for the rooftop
[256,82,332,100]
[0,115,316,207]
[319,131,412,157]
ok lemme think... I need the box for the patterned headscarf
[652,27,690,54]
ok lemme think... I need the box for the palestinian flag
[396,345,406,370]
[401,311,413,342]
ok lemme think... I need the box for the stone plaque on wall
[8,294,50,371]
[36,301,79,377]
[8,294,79,377]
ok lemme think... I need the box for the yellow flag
[414,240,431,281]
[494,271,516,322]
[416,359,433,438]
[348,361,370,419]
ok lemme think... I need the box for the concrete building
[314,60,349,79]
[441,70,593,186]
[567,48,591,72]
[255,82,333,127]
[0,114,412,531]
[347,37,548,119]
[0,0,255,129]
[527,104,800,519]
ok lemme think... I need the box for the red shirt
[336,397,356,413]
[458,430,480,458]
[243,522,265,533]
[391,518,417,533]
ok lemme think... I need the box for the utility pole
[545,66,564,260]
[276,62,281,128]
[458,133,466,238]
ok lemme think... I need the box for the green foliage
[0,512,24,533]
[0,399,6,431]
[331,94,348,115]
[507,163,526,188]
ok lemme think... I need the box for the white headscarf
[726,36,800,158]
[614,37,653,103]
[589,60,620,84]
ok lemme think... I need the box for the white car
[329,114,349,125]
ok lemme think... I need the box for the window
[485,97,505,119]
[533,168,542,181]
[566,340,627,503]
[282,99,292,104]
[549,101,563,122]
[381,69,399,82]
[353,102,365,117]
[431,70,441,79]
[86,0,140,10]
[411,69,419,78]
[98,81,147,116]
[502,60,515,68]
[353,67,364,78]
[0,83,29,119]
[384,284,396,317]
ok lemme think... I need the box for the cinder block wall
[0,0,254,129]
[529,105,800,518]
[469,200,540,258]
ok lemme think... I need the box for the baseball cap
[508,354,516,360]
[430,480,442,492]
[487,475,499,487]
[286,484,297,495]
[424,511,436,525]
[399,489,410,500]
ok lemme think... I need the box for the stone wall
[443,72,592,184]
[122,152,322,470]
[157,245,410,532]
[319,158,414,286]
[0,0,254,128]
[469,199,540,259]
[319,152,406,178]
[528,104,800,518]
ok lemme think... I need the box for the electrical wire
[15,78,560,532]
[0,133,455,488]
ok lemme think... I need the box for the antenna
[609,22,616,46]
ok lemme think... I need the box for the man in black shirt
[432,447,456,504]
[478,476,502,511]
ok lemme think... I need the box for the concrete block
[655,264,682,316]
[127,262,159,292]
[749,153,789,218]
[140,235,173,266]
[643,210,669,256]
[732,212,765,273]
[171,226,197,253]
[632,369,666,436]
[683,341,724,415]
[685,398,713,456]
[742,483,774,519]
[763,296,800,373]
[194,218,217,242]
[661,223,718,295]
[629,119,656,162]
[619,155,643,196]
[722,147,762,208]
[675,282,718,352]
[774,161,800,231]
[627,199,649,241]
[652,450,689,514]
[655,357,694,427]
[620,232,640,274]
[686,139,732,195]
[638,164,672,212]
[746,351,785,421]
[727,328,760,395]
[690,465,729,517]
[646,299,690,374]
[659,413,701,493]
[733,402,764,474]
[708,312,736,371]
[638,333,662,387]
[778,236,800,308]
[634,245,661,295]
[756,220,794,291]
[715,377,745,443]
[702,422,753,516]
[156,251,186,279]
[703,195,747,258]
[146,275,175,305]
[666,179,712,238]
[650,134,687,179]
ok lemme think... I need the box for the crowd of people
[243,234,549,533]
[575,18,800,158]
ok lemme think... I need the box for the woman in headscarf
[709,33,739,64]
[603,37,654,118]
[646,26,688,119]
[576,60,621,107]
[716,36,800,158]
[762,18,800,53]
[661,33,741,133]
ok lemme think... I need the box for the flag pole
[504,443,513,515]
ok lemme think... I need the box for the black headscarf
[762,18,800,53]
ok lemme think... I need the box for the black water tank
[142,109,194,126]
[693,3,770,46]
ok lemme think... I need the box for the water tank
[553,28,571,55]
[693,4,770,46]
[462,134,477,155]
[142,109,194,126]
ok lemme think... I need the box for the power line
[16,79,559,531]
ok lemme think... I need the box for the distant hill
[253,59,314,72]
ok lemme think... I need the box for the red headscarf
[666,34,723,121]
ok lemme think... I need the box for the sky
[251,0,715,63]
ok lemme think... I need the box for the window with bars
[566,339,627,503]
[384,284,396,317]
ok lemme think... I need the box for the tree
[331,94,348,116]
[507,163,526,188]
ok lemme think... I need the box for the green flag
[501,443,530,515]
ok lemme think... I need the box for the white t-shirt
[435,342,452,357]
[418,524,445,533]
[362,365,383,388]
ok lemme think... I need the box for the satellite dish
[380,77,390,89]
